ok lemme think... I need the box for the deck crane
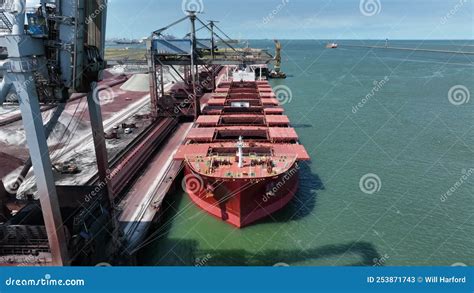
[269,40,286,79]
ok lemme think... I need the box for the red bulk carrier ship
[175,67,310,228]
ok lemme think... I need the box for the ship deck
[174,79,310,179]
[186,154,298,179]
[175,142,309,161]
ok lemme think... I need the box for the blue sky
[105,0,473,39]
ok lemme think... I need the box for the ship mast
[237,136,244,168]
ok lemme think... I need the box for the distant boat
[326,43,338,49]
[114,39,140,45]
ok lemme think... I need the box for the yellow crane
[269,40,287,79]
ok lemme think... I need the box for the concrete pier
[119,122,193,253]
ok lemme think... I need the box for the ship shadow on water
[143,238,382,266]
[138,164,385,266]
[203,241,383,266]
[292,123,313,129]
[255,161,323,224]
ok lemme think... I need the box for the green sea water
[139,40,474,266]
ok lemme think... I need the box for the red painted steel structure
[175,79,310,228]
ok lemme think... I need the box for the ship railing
[184,153,298,177]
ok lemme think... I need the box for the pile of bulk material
[120,74,150,92]
[109,65,126,75]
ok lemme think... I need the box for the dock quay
[119,121,193,254]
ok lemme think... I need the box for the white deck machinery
[0,0,112,266]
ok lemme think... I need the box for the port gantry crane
[0,0,111,266]
[147,11,274,121]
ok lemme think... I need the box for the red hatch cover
[196,115,220,126]
[212,93,227,99]
[203,109,223,115]
[264,107,285,114]
[273,144,311,161]
[268,127,299,141]
[260,92,276,98]
[261,98,279,106]
[186,128,216,142]
[215,88,229,93]
[266,115,290,125]
[200,93,214,105]
[174,144,210,160]
[207,99,226,106]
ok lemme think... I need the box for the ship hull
[183,163,299,228]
